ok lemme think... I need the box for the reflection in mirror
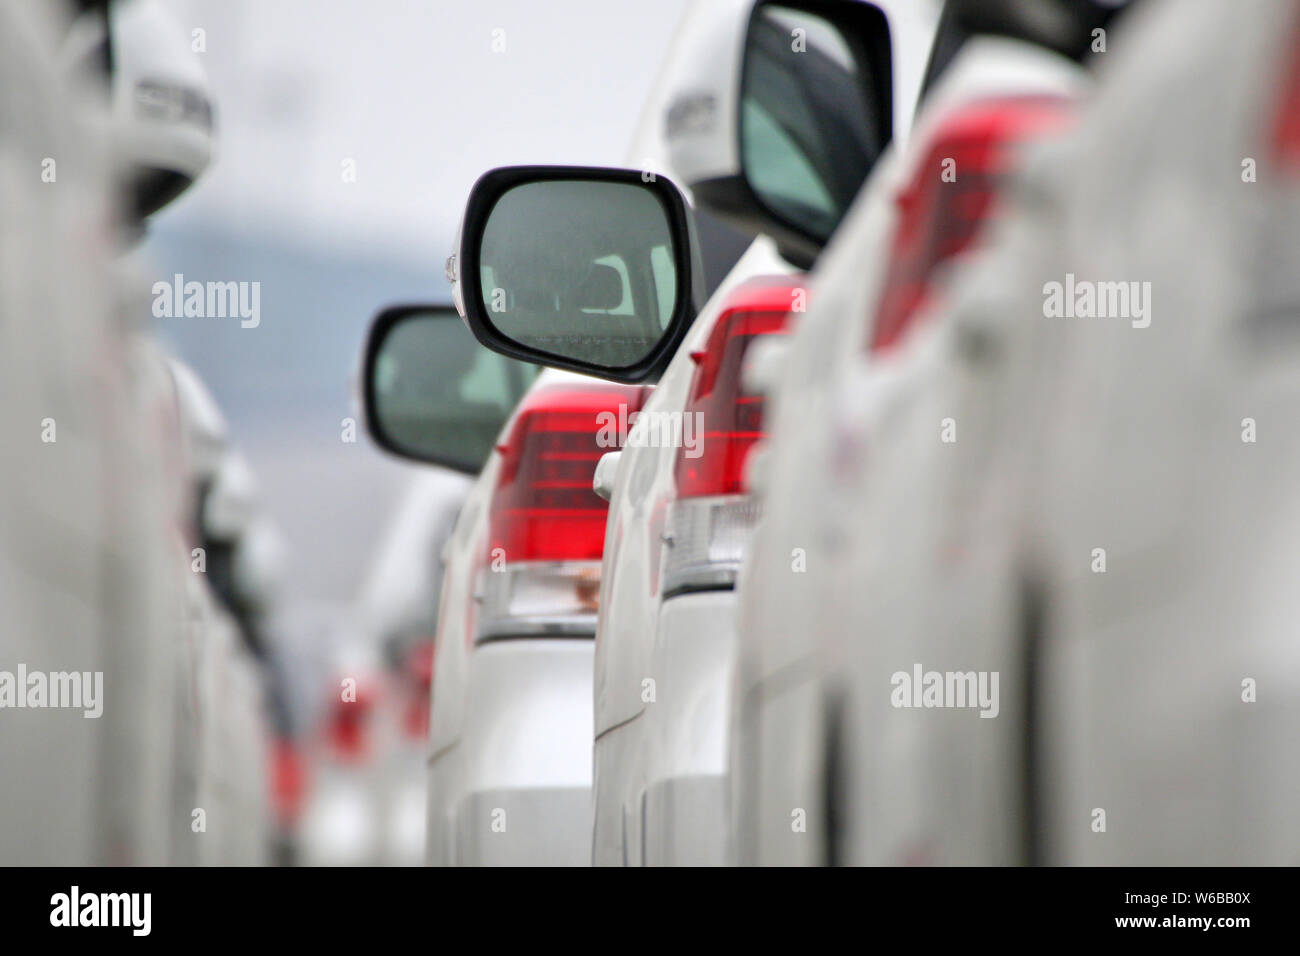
[370,308,538,470]
[741,3,885,242]
[477,179,679,369]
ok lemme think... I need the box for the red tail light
[401,640,434,740]
[475,380,643,642]
[674,278,801,498]
[660,278,800,598]
[869,94,1074,352]
[1272,11,1300,171]
[490,382,644,562]
[270,737,306,828]
[326,680,375,761]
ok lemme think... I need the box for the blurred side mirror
[695,0,893,267]
[451,165,704,383]
[362,304,537,473]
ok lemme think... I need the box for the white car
[169,360,277,865]
[355,468,474,664]
[0,0,170,865]
[303,467,470,867]
[819,0,1300,864]
[0,0,234,865]
[360,304,642,865]
[300,638,421,867]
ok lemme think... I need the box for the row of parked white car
[362,0,1300,865]
[1,0,285,865]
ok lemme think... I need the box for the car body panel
[424,368,603,866]
[732,33,1088,864]
[778,0,1300,866]
[590,237,790,864]
[433,638,594,866]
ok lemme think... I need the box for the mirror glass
[369,308,538,470]
[477,179,680,369]
[741,3,885,242]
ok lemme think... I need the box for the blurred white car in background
[170,359,278,865]
[356,469,474,665]
[0,0,281,866]
[0,0,180,867]
[299,639,394,866]
[3,0,285,866]
[301,467,470,866]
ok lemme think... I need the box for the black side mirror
[450,165,705,384]
[696,0,893,267]
[361,304,537,473]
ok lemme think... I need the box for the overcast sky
[154,0,690,264]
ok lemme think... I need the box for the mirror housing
[450,164,705,384]
[668,0,893,268]
[107,0,215,223]
[361,304,537,473]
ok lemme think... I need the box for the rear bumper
[642,589,736,866]
[432,638,594,866]
[455,785,591,866]
[643,773,729,866]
